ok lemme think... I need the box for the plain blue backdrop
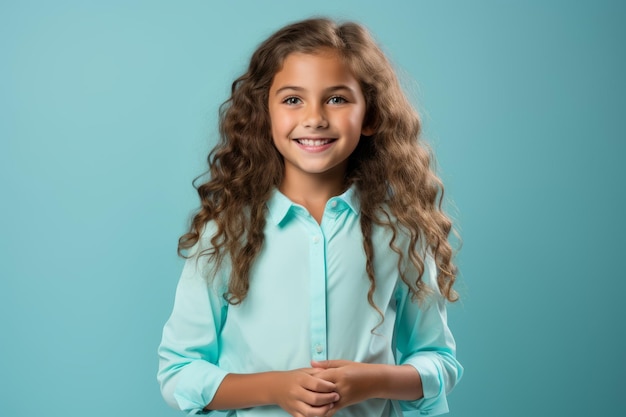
[1,1,624,416]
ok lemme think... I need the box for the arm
[158,253,339,416]
[157,255,229,414]
[205,370,339,416]
[311,360,423,409]
[393,254,463,416]
[312,255,462,416]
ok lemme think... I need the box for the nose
[303,103,328,129]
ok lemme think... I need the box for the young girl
[158,18,462,417]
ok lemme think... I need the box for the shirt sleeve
[157,249,229,415]
[394,254,463,416]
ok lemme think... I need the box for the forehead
[270,49,360,89]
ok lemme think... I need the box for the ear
[361,125,376,137]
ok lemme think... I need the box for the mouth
[294,138,336,146]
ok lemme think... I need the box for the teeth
[298,138,333,146]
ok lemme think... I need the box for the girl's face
[268,49,373,186]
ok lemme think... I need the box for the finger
[306,368,325,376]
[323,400,344,417]
[311,368,339,384]
[302,367,337,378]
[311,360,330,369]
[302,401,335,417]
[301,367,324,375]
[299,368,337,387]
[311,359,350,369]
[302,375,337,393]
[301,390,340,407]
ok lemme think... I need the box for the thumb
[311,359,351,369]
[325,408,337,417]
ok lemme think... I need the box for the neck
[279,166,347,223]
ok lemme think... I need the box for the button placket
[307,216,327,362]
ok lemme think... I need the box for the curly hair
[179,17,458,310]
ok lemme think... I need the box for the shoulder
[370,206,427,252]
[181,220,220,258]
[181,220,230,287]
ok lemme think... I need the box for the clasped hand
[275,360,380,417]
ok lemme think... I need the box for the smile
[294,138,336,146]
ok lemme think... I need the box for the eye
[282,96,301,105]
[328,96,347,105]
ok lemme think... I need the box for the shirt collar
[267,186,360,226]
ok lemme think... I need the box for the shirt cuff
[173,360,229,414]
[404,353,442,399]
[398,354,449,416]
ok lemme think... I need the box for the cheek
[268,110,280,138]
[343,111,367,131]
[270,111,295,135]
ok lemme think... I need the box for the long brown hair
[179,18,458,309]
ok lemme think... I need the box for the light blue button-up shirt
[158,187,462,416]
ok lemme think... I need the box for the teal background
[1,1,624,416]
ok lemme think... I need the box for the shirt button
[315,344,324,354]
[312,236,320,244]
[330,200,337,208]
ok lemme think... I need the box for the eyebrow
[274,85,356,95]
